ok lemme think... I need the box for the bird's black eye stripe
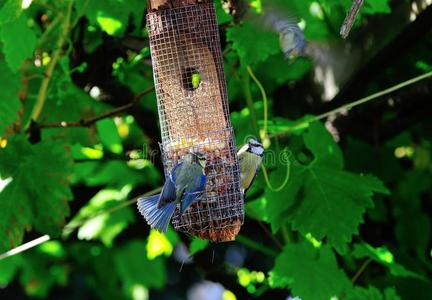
[250,142,262,148]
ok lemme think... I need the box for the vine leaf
[0,61,21,136]
[0,135,73,252]
[266,122,389,253]
[0,0,22,26]
[269,242,352,300]
[346,286,401,300]
[226,21,279,67]
[0,13,37,72]
[76,0,146,36]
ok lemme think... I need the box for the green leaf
[363,0,391,14]
[189,238,209,256]
[0,256,21,287]
[69,243,124,299]
[269,243,352,300]
[69,186,135,246]
[215,0,232,25]
[147,230,174,259]
[0,13,37,72]
[245,196,271,222]
[353,243,427,280]
[0,0,22,26]
[96,119,124,154]
[226,21,279,66]
[80,160,160,188]
[257,55,312,89]
[18,248,69,298]
[0,135,73,252]
[0,61,21,136]
[114,240,166,293]
[266,122,389,253]
[346,286,401,300]
[77,0,146,36]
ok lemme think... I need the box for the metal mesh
[147,3,243,240]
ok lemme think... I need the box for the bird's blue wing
[180,174,206,214]
[157,162,182,208]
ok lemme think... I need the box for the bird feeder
[147,0,243,241]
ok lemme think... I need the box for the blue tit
[237,139,264,196]
[279,23,306,58]
[137,151,207,232]
[263,12,306,58]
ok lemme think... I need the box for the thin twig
[351,258,372,283]
[62,186,162,234]
[0,235,50,260]
[242,72,260,136]
[24,1,74,130]
[246,65,268,138]
[257,221,283,250]
[272,71,432,137]
[236,235,278,257]
[33,86,155,130]
[37,14,62,48]
[0,186,162,261]
[340,0,365,39]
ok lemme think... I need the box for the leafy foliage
[0,13,37,72]
[270,242,352,299]
[0,61,21,135]
[265,123,389,253]
[0,135,73,252]
[0,0,431,299]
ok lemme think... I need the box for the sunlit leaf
[147,230,174,259]
[353,243,427,280]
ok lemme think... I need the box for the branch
[236,235,278,257]
[351,258,372,283]
[24,1,74,130]
[340,0,364,39]
[271,71,432,137]
[31,86,154,130]
[0,186,163,260]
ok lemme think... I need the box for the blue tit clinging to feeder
[237,139,264,196]
[137,151,207,232]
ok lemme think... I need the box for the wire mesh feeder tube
[147,2,244,241]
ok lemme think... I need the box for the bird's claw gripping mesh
[148,3,243,241]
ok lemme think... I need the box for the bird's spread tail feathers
[137,194,176,232]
